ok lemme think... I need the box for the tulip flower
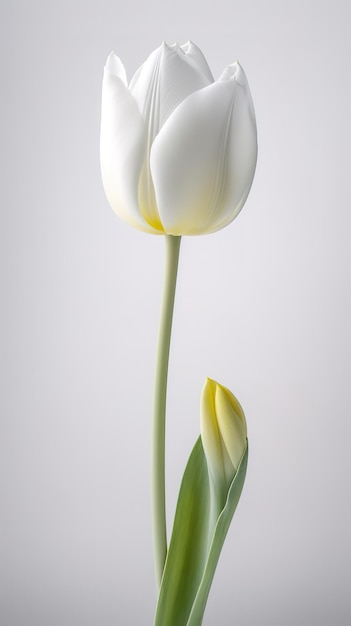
[100,41,257,235]
[201,378,247,510]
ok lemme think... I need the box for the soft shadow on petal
[150,66,257,235]
[100,63,161,233]
[214,62,258,232]
[157,42,213,128]
[180,41,214,83]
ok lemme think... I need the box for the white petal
[130,42,212,131]
[100,64,161,233]
[105,51,127,84]
[150,63,257,235]
[179,40,214,83]
[129,43,213,230]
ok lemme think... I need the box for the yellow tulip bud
[200,378,247,503]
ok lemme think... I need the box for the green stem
[152,234,181,589]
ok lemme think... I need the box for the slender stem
[152,234,181,589]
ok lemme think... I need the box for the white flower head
[101,42,257,235]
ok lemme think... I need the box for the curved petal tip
[105,51,127,84]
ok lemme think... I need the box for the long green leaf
[154,437,248,626]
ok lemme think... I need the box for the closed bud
[200,378,247,503]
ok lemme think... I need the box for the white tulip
[100,42,257,235]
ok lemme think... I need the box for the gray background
[1,0,351,624]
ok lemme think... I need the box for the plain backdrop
[1,0,351,624]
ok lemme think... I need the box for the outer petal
[215,384,247,476]
[150,62,257,235]
[100,53,161,233]
[200,379,225,488]
[129,43,213,230]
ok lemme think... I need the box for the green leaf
[154,437,248,626]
